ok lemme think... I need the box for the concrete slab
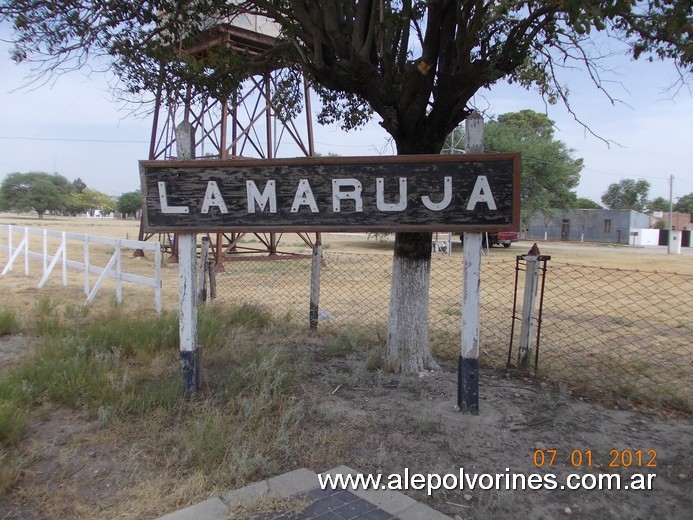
[221,479,271,507]
[158,465,454,520]
[266,468,320,496]
[157,497,228,520]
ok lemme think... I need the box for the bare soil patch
[1,215,691,519]
[1,346,690,520]
[0,336,35,378]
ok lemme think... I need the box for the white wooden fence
[0,225,163,312]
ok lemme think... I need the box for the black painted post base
[180,350,200,395]
[309,302,319,330]
[458,356,479,414]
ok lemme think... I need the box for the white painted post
[37,239,64,287]
[154,244,162,313]
[8,225,13,270]
[176,120,200,393]
[461,232,482,412]
[43,229,48,275]
[459,111,484,414]
[176,121,196,160]
[518,244,541,371]
[179,233,199,393]
[115,239,122,303]
[309,238,322,330]
[61,232,68,286]
[1,232,27,276]
[23,227,29,276]
[83,234,90,296]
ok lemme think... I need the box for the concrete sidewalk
[158,466,453,520]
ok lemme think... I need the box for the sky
[0,35,691,205]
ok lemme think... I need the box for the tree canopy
[0,171,71,218]
[117,190,142,218]
[1,1,691,154]
[2,0,690,373]
[601,178,651,211]
[648,196,670,212]
[70,188,116,215]
[674,193,693,215]
[574,197,602,209]
[445,109,583,222]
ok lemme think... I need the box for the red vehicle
[485,231,519,248]
[460,231,519,248]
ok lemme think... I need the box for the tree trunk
[385,232,439,373]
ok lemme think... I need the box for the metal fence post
[208,259,217,301]
[518,244,541,371]
[309,237,323,330]
[198,236,210,304]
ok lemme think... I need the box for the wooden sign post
[174,121,200,394]
[459,111,484,414]
[140,153,520,395]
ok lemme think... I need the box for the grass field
[0,214,691,519]
[1,213,691,412]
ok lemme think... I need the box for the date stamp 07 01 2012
[533,449,657,469]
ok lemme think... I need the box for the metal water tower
[138,10,319,265]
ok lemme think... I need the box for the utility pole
[668,175,674,254]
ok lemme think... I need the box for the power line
[0,135,148,144]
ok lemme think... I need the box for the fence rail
[211,251,692,412]
[0,225,163,312]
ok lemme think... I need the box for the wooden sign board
[140,154,520,233]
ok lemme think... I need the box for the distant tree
[445,110,583,226]
[71,188,116,215]
[601,179,651,212]
[72,177,87,193]
[0,172,71,218]
[574,197,601,209]
[117,190,142,218]
[2,0,690,373]
[674,193,693,216]
[648,196,670,212]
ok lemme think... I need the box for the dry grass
[0,214,691,519]
[1,213,690,411]
[0,295,346,518]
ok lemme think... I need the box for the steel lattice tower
[138,19,319,265]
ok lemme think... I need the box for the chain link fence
[212,252,692,412]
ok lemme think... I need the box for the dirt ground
[0,336,690,520]
[1,216,691,519]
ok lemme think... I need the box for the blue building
[526,209,651,244]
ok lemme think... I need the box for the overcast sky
[0,36,691,205]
